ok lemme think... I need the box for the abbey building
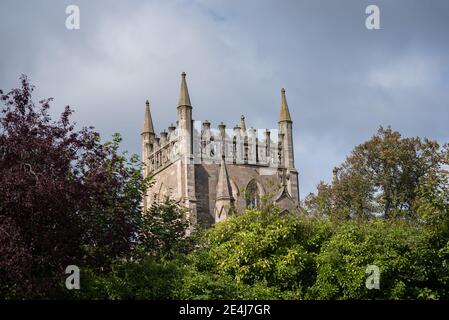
[141,73,299,227]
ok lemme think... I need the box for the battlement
[146,120,283,174]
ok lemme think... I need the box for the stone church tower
[141,72,299,227]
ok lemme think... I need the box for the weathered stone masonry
[141,72,299,228]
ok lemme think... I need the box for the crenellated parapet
[146,123,182,173]
[194,119,281,168]
[144,119,283,174]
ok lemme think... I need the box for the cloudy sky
[1,0,448,197]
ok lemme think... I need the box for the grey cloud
[1,0,448,196]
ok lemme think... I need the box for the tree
[178,209,334,299]
[72,197,193,300]
[77,134,148,269]
[305,127,446,220]
[308,219,448,300]
[4,77,447,300]
[180,209,448,300]
[72,257,185,300]
[414,147,449,229]
[0,76,146,298]
[134,197,192,259]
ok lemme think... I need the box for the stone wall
[145,158,182,208]
[194,163,290,227]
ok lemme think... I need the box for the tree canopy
[304,127,448,220]
[0,76,150,297]
[1,77,448,300]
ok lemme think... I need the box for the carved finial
[240,115,246,132]
[178,72,192,107]
[142,100,154,134]
[279,88,292,122]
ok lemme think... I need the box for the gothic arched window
[245,179,260,209]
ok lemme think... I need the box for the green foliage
[75,203,448,300]
[4,91,445,302]
[63,127,449,301]
[415,155,449,230]
[308,219,447,299]
[305,127,447,220]
[74,197,193,300]
[299,129,449,300]
[179,210,448,300]
[135,197,192,259]
[178,210,334,299]
[73,257,185,300]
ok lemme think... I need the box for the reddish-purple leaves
[0,76,145,298]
